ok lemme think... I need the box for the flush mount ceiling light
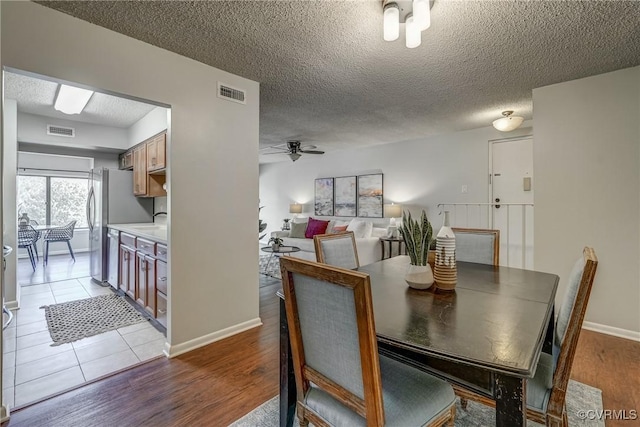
[492,111,525,132]
[383,0,432,48]
[54,84,94,115]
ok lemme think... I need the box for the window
[18,175,89,228]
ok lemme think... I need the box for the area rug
[259,254,282,280]
[40,294,147,346]
[229,380,604,427]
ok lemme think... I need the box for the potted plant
[269,236,284,251]
[398,210,434,290]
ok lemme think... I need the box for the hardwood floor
[5,275,639,427]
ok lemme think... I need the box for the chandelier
[383,0,433,48]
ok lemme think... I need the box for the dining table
[278,255,559,427]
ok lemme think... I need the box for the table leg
[280,297,296,427]
[494,374,526,427]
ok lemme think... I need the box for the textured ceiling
[4,72,157,128]
[38,0,640,161]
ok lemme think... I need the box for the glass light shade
[383,4,400,41]
[54,84,94,115]
[289,203,303,214]
[413,0,431,31]
[405,15,421,48]
[492,114,525,132]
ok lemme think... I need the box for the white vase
[405,264,434,290]
[434,211,457,291]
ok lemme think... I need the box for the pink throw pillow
[332,225,348,233]
[305,217,330,238]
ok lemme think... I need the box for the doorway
[489,136,534,269]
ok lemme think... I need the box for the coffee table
[261,246,301,275]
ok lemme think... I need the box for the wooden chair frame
[455,247,598,427]
[313,231,360,268]
[280,256,384,425]
[451,227,500,266]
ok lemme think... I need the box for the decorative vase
[405,264,434,290]
[434,211,457,291]
[272,243,281,251]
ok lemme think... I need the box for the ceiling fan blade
[260,147,289,152]
[261,152,288,155]
[299,150,324,154]
[300,145,317,150]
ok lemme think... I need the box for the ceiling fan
[260,140,324,162]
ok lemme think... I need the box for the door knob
[495,198,501,209]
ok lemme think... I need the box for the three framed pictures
[314,173,383,217]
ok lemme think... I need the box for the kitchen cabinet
[136,252,156,316]
[119,150,133,170]
[133,145,147,196]
[119,244,136,300]
[147,133,166,172]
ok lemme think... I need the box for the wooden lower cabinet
[136,252,157,316]
[119,244,136,300]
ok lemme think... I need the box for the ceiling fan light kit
[261,140,325,162]
[383,0,432,48]
[492,110,525,132]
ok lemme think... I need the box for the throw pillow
[289,221,307,238]
[333,225,348,233]
[305,217,330,239]
[347,219,368,238]
[371,227,388,238]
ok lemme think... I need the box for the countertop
[107,223,167,244]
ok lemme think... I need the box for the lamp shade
[405,14,421,48]
[289,203,303,214]
[413,0,431,31]
[492,111,524,132]
[384,204,403,218]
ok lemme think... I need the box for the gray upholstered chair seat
[526,352,554,413]
[305,354,456,426]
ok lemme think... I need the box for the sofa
[270,217,389,266]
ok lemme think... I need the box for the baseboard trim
[163,317,263,358]
[583,321,640,342]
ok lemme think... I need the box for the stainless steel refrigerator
[88,168,153,285]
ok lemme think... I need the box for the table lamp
[289,203,302,220]
[384,203,403,238]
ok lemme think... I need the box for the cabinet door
[124,151,133,169]
[156,260,167,295]
[147,133,166,171]
[120,245,136,299]
[133,145,147,196]
[145,255,156,315]
[136,251,147,308]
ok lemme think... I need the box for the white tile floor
[3,277,166,409]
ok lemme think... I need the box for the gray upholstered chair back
[292,272,365,398]
[452,228,499,266]
[554,256,587,347]
[314,231,360,269]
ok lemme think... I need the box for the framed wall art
[314,177,334,216]
[357,173,383,217]
[334,176,357,217]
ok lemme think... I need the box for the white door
[490,137,534,269]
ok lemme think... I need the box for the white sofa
[270,218,388,266]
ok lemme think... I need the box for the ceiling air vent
[47,125,75,138]
[217,82,246,104]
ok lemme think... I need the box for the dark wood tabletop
[358,255,559,378]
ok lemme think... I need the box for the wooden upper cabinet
[147,133,166,172]
[133,144,148,196]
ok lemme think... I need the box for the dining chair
[313,231,360,269]
[454,247,598,427]
[280,256,456,427]
[17,225,39,271]
[43,220,77,265]
[29,219,42,261]
[451,227,500,266]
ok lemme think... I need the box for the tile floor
[3,277,166,410]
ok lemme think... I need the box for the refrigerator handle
[87,186,95,232]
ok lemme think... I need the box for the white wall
[260,125,532,239]
[18,112,129,150]
[128,106,168,147]
[2,2,260,354]
[2,100,18,309]
[18,142,120,169]
[533,66,640,337]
